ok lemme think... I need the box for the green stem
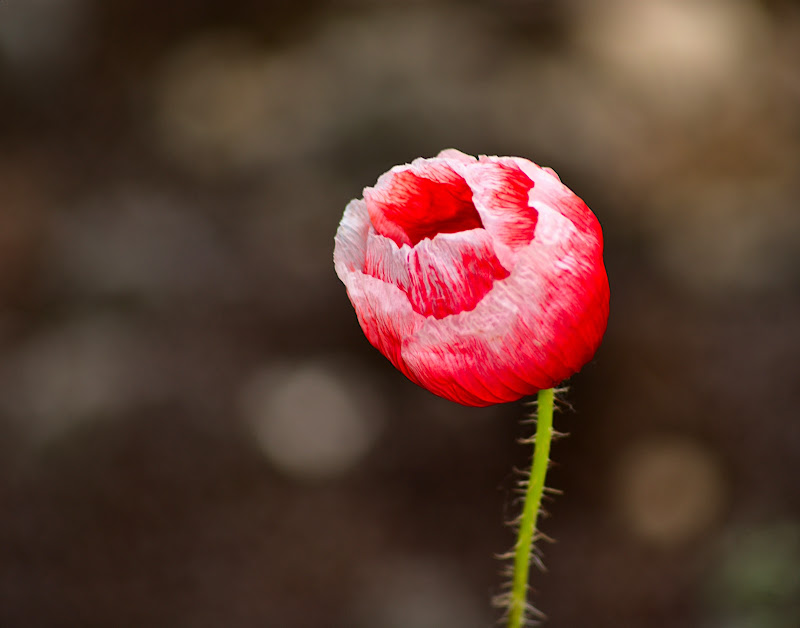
[507,387,555,628]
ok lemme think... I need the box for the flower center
[365,169,484,247]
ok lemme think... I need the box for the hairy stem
[507,387,555,628]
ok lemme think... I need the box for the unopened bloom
[334,149,609,407]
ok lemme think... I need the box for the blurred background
[1,0,799,626]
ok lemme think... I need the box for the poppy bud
[334,149,609,406]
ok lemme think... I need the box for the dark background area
[1,1,799,627]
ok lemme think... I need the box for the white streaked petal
[405,229,508,319]
[364,230,411,291]
[338,267,426,382]
[333,199,370,275]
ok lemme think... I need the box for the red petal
[463,158,538,252]
[363,227,509,320]
[512,158,600,235]
[334,200,425,379]
[364,160,483,247]
[342,270,425,383]
[404,230,509,319]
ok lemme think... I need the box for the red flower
[334,149,609,407]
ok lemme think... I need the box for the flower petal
[363,159,482,247]
[512,157,599,235]
[363,230,411,293]
[333,199,370,274]
[436,148,478,165]
[462,158,538,254]
[404,230,509,319]
[341,270,426,383]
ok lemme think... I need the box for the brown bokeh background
[1,1,799,627]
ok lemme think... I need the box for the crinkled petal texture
[334,149,609,407]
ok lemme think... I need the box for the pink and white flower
[334,149,609,407]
